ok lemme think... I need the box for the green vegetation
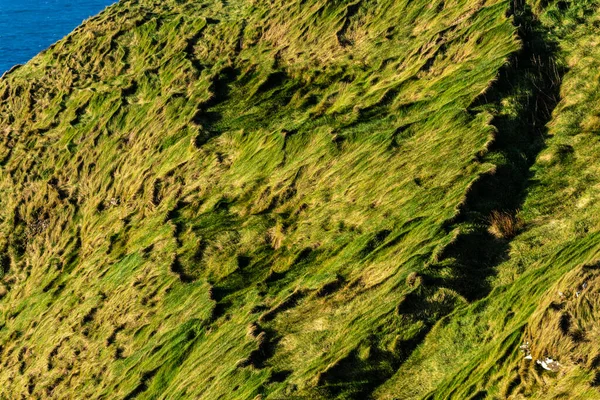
[0,0,599,398]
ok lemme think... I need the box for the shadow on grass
[429,0,565,301]
[318,2,566,398]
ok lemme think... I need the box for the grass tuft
[488,210,523,239]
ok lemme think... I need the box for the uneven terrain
[0,0,599,398]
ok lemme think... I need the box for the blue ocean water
[0,0,116,74]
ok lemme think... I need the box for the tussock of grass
[488,210,523,239]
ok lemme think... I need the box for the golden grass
[0,0,539,397]
[488,210,523,239]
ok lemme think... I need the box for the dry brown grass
[488,210,522,239]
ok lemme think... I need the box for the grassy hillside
[377,1,600,398]
[0,0,598,398]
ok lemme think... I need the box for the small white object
[524,354,532,360]
[582,282,588,289]
[576,291,581,298]
[537,357,560,371]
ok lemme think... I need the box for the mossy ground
[0,0,598,398]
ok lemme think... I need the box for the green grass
[377,1,600,398]
[0,0,599,398]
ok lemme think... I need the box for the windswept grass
[488,211,523,239]
[0,0,598,398]
[376,1,600,399]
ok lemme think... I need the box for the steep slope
[377,1,600,399]
[0,0,519,397]
[2,0,595,398]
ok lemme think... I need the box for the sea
[0,0,117,75]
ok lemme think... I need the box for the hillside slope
[376,2,600,398]
[0,0,597,398]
